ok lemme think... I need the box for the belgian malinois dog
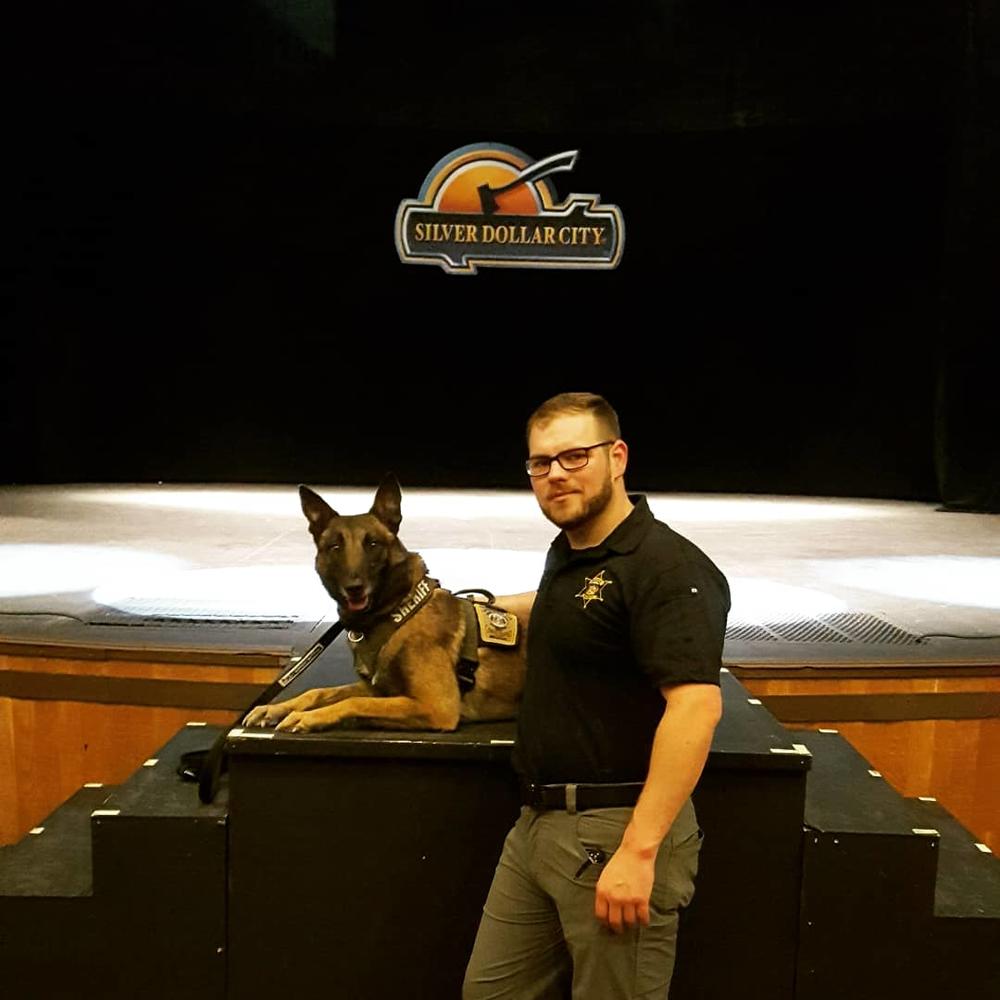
[243,476,526,733]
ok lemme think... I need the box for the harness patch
[473,604,518,647]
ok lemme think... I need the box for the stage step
[787,728,939,1000]
[90,722,229,999]
[899,795,1000,992]
[0,784,115,998]
[1,723,230,999]
[0,784,112,897]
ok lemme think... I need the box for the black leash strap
[178,619,344,803]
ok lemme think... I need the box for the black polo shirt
[513,495,730,786]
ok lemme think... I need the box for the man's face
[528,412,616,531]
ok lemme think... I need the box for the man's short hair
[526,392,621,444]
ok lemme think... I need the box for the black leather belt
[521,782,644,813]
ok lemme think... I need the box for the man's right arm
[497,591,536,629]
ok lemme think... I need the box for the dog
[243,476,526,733]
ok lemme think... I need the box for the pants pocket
[573,807,633,884]
[650,805,702,915]
[637,806,701,995]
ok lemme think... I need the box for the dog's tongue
[346,594,370,612]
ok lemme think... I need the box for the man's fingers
[607,901,624,934]
[596,892,650,932]
[595,889,625,933]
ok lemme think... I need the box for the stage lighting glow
[727,578,848,624]
[420,548,547,595]
[63,487,899,526]
[64,487,303,517]
[818,557,1000,610]
[647,496,901,524]
[93,565,332,619]
[0,545,187,598]
[93,553,546,619]
[63,486,543,521]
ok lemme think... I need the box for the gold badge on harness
[473,604,519,647]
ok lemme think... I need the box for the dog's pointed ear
[370,473,402,535]
[299,485,339,540]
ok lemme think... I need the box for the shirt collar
[550,494,654,563]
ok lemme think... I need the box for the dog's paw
[275,710,314,734]
[243,704,289,728]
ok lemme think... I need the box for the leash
[177,618,344,803]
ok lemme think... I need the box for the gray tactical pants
[463,797,703,1000]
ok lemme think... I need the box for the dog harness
[346,575,440,687]
[345,580,519,693]
[454,593,520,694]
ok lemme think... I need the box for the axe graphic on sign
[477,150,579,216]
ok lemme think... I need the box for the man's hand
[594,845,656,933]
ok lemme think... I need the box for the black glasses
[525,440,615,478]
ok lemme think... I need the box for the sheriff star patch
[576,569,613,609]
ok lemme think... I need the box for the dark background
[4,1,998,507]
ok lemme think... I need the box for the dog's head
[299,474,410,617]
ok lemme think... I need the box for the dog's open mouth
[343,589,371,613]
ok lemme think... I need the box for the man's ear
[370,473,402,535]
[610,439,629,480]
[299,485,339,541]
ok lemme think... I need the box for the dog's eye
[365,537,381,549]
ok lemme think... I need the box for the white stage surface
[0,485,997,678]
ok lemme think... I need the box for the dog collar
[346,576,439,686]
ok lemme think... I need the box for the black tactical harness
[345,581,519,694]
[452,589,520,693]
[345,575,440,688]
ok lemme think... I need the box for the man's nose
[546,460,569,483]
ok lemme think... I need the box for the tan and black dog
[243,476,526,733]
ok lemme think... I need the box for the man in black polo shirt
[463,392,729,1000]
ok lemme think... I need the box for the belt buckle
[564,783,578,815]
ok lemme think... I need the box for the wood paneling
[0,697,237,845]
[0,651,280,845]
[0,653,278,684]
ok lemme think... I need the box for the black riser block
[796,831,938,1000]
[228,755,519,999]
[672,768,806,1000]
[0,897,120,999]
[91,815,227,1000]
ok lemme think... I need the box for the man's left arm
[594,681,722,933]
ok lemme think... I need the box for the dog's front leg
[275,693,460,733]
[243,681,372,728]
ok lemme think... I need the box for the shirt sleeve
[628,559,730,688]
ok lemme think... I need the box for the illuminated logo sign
[395,143,624,275]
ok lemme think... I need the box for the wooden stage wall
[0,651,281,846]
[2,655,998,853]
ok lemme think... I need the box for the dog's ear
[370,473,402,535]
[299,485,339,541]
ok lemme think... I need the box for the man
[463,392,730,1000]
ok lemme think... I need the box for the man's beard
[541,475,614,531]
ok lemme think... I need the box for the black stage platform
[3,670,998,999]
